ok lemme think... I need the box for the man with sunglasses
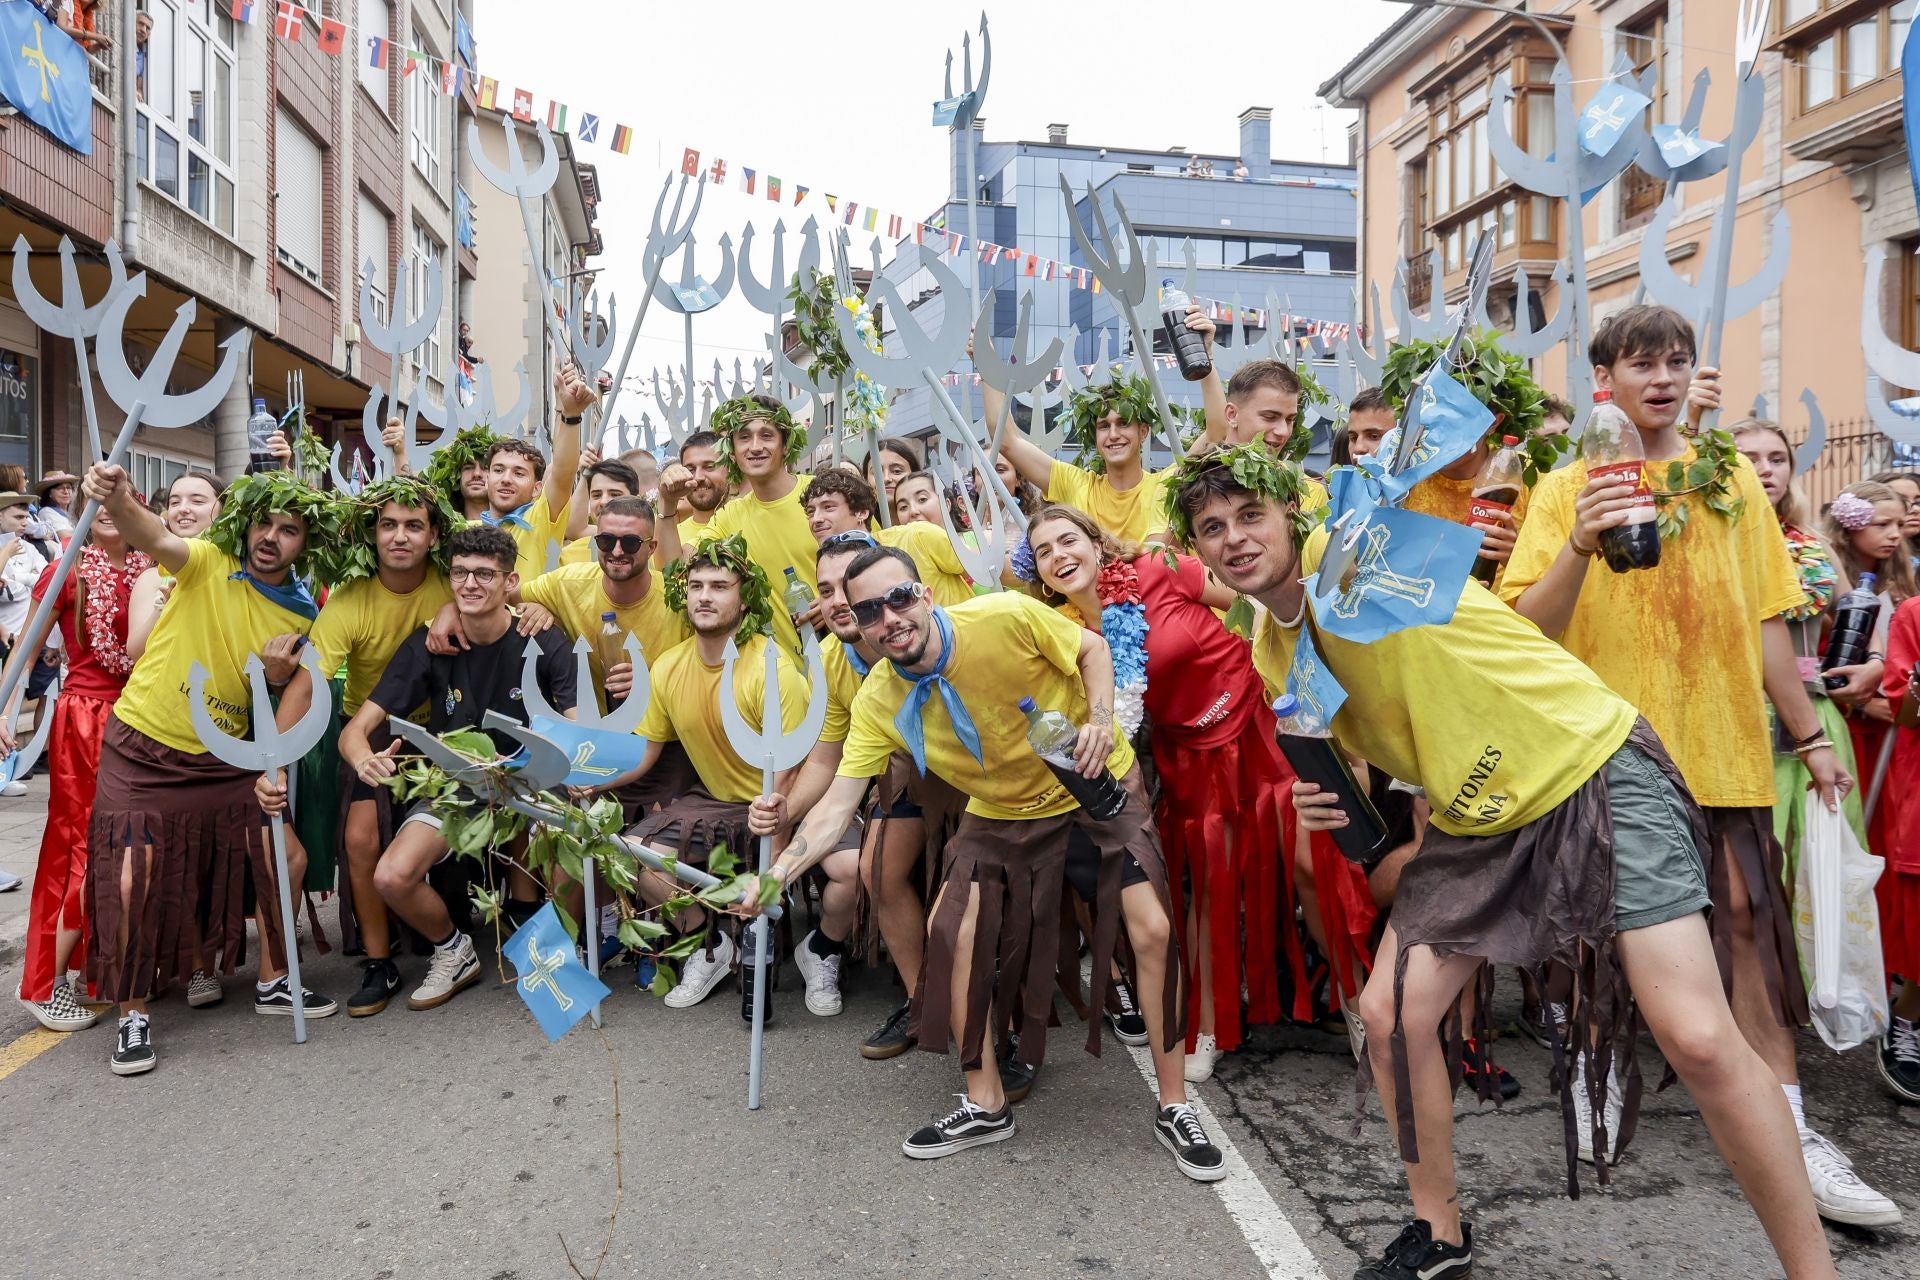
[319,526,576,1012]
[739,547,1223,1180]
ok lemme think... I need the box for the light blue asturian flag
[1367,369,1496,506]
[1306,506,1482,646]
[1651,123,1723,169]
[0,2,93,155]
[931,93,970,126]
[1283,620,1348,731]
[671,277,721,310]
[529,715,652,789]
[1905,19,1920,218]
[503,903,611,1043]
[1577,80,1652,158]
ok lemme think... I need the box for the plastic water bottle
[1821,572,1881,690]
[247,397,280,472]
[1159,279,1213,382]
[1581,390,1659,573]
[1468,434,1525,586]
[783,566,817,645]
[1271,694,1391,865]
[1019,696,1128,820]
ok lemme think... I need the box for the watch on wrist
[561,413,583,426]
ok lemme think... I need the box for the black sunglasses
[820,530,879,553]
[594,533,653,555]
[849,581,927,627]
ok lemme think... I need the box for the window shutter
[274,107,325,281]
[359,190,392,301]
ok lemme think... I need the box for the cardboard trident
[651,230,736,451]
[188,646,333,1044]
[590,172,704,450]
[717,631,828,1111]
[10,236,131,464]
[938,13,991,327]
[1860,245,1920,445]
[0,259,250,716]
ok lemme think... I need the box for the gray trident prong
[941,13,992,323]
[651,230,736,449]
[329,436,390,495]
[1861,245,1920,393]
[973,289,1066,464]
[1206,293,1260,383]
[1630,69,1735,192]
[358,256,443,359]
[830,239,975,405]
[1392,245,1449,343]
[1481,263,1573,361]
[11,235,131,463]
[189,645,333,1045]
[595,173,704,449]
[927,437,1018,582]
[718,630,828,1111]
[467,115,581,368]
[565,290,618,377]
[738,217,822,326]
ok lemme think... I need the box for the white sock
[256,978,278,994]
[435,930,464,952]
[1782,1083,1806,1131]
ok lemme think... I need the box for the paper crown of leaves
[207,471,342,578]
[1160,440,1314,549]
[1067,372,1190,473]
[321,476,469,585]
[419,424,505,506]
[662,532,776,638]
[710,395,806,482]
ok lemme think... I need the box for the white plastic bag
[1793,794,1889,1051]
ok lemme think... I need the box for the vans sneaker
[902,1095,1015,1159]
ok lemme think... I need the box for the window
[358,0,392,104]
[408,222,444,379]
[129,449,213,505]
[275,106,325,285]
[359,191,392,324]
[1619,6,1668,228]
[1789,2,1912,113]
[136,0,238,235]
[407,26,443,187]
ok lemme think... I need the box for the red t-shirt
[32,556,136,702]
[1133,553,1268,750]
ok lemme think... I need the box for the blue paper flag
[1904,21,1920,219]
[529,714,652,788]
[502,902,611,1043]
[931,93,970,127]
[1284,621,1348,730]
[671,277,721,310]
[1307,507,1481,645]
[1650,123,1723,169]
[0,4,93,155]
[1372,368,1495,505]
[1577,81,1652,158]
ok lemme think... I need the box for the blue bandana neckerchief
[893,606,983,776]
[229,569,319,622]
[843,642,873,678]
[481,499,536,533]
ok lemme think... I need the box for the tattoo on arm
[1089,702,1113,729]
[784,834,809,868]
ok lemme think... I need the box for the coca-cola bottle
[1820,573,1881,690]
[1270,695,1391,865]
[1159,280,1213,382]
[1581,389,1660,573]
[1468,433,1526,586]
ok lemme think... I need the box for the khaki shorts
[1606,743,1712,932]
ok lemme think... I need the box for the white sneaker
[0,867,20,891]
[1184,1032,1222,1083]
[185,970,222,1008]
[1,780,28,797]
[1572,1055,1624,1166]
[794,931,845,1017]
[1799,1126,1902,1226]
[663,930,735,1009]
[406,934,481,1011]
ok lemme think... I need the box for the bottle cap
[601,611,617,621]
[253,398,267,411]
[1018,696,1037,713]
[783,566,798,578]
[1161,277,1176,290]
[1593,389,1613,403]
[1501,435,1519,446]
[1271,694,1298,717]
[1862,572,1878,589]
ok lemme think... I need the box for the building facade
[1320,0,1916,506]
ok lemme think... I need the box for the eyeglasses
[449,566,502,585]
[849,581,927,627]
[820,530,879,553]
[594,533,654,555]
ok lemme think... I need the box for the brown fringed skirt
[628,786,752,866]
[613,741,699,826]
[912,766,1181,1072]
[86,717,282,1002]
[856,752,965,966]
[1376,718,1710,1198]
[1703,804,1809,1031]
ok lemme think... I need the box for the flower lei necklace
[78,544,153,676]
[1061,558,1150,739]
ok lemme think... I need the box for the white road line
[1123,1041,1330,1280]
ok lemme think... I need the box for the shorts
[1606,742,1712,932]
[397,804,458,865]
[1063,825,1150,904]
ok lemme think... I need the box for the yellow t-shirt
[634,631,809,803]
[496,491,569,584]
[308,573,454,716]
[837,593,1135,820]
[558,537,591,567]
[819,634,872,745]
[520,562,692,705]
[115,541,320,754]
[1045,460,1172,544]
[878,519,975,607]
[706,474,817,655]
[1250,528,1637,837]
[1500,450,1803,807]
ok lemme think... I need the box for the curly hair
[802,467,878,523]
[447,523,519,572]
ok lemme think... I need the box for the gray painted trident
[189,645,333,1045]
[358,255,443,360]
[0,276,248,716]
[10,236,131,463]
[718,630,828,1112]
[940,13,991,325]
[973,288,1065,463]
[1858,244,1920,444]
[651,229,737,446]
[596,172,707,449]
[468,116,580,369]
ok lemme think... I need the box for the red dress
[1876,598,1920,984]
[1127,554,1375,1050]
[18,554,141,1002]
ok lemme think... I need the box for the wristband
[561,414,583,425]
[1792,738,1834,757]
[1569,534,1597,558]
[1792,725,1828,749]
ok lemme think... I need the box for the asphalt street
[0,774,1916,1279]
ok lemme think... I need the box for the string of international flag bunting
[239,0,1359,344]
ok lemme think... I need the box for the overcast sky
[472,0,1395,406]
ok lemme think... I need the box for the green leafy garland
[1160,440,1314,549]
[1377,328,1570,485]
[1068,372,1177,474]
[787,266,856,382]
[420,424,504,509]
[1648,424,1746,540]
[662,532,776,638]
[710,396,806,483]
[207,471,344,580]
[318,476,468,587]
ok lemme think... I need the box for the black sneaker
[861,1000,916,1061]
[111,1013,156,1077]
[1155,1102,1226,1182]
[999,1035,1038,1105]
[902,1095,1015,1159]
[1459,1036,1521,1101]
[1516,998,1555,1050]
[348,959,402,1018]
[1354,1220,1472,1280]
[254,979,339,1019]
[1105,978,1149,1047]
[739,923,779,1026]
[1880,1017,1920,1104]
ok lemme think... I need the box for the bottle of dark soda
[1020,697,1129,820]
[1270,695,1391,865]
[1821,572,1881,690]
[1581,389,1660,573]
[1468,433,1526,586]
[1159,279,1213,382]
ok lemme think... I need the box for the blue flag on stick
[1307,507,1481,645]
[503,903,611,1043]
[0,3,93,155]
[1368,369,1495,505]
[1577,80,1651,158]
[529,715,652,788]
[1284,621,1348,729]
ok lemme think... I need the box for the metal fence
[1798,423,1906,515]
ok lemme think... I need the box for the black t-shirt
[369,622,577,755]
